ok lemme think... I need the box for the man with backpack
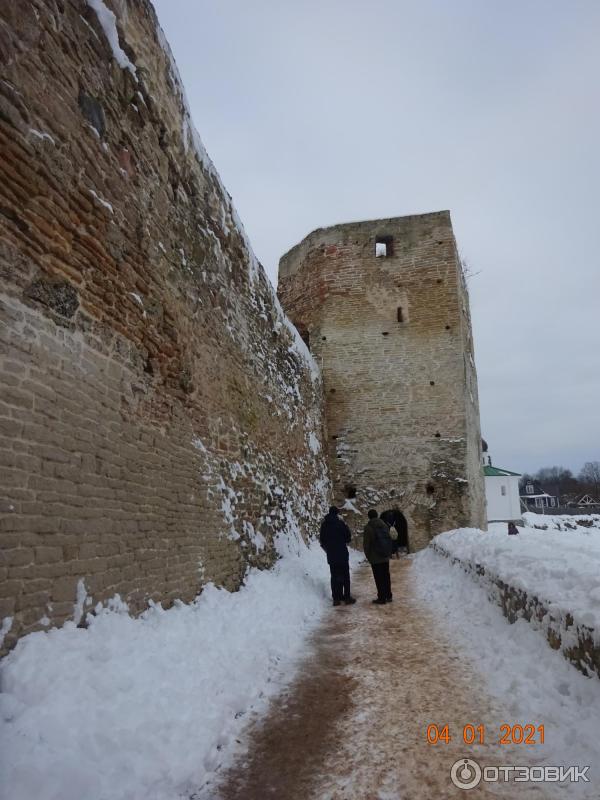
[363,509,393,604]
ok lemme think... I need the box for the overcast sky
[154,0,599,475]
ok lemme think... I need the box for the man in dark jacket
[363,509,393,604]
[319,506,356,606]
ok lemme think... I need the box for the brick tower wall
[278,212,486,551]
[0,0,329,653]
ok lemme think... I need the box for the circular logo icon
[450,758,482,790]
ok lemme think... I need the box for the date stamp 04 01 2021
[426,723,545,746]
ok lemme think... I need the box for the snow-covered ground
[4,519,600,800]
[0,535,359,800]
[522,511,600,533]
[413,545,600,792]
[432,520,600,632]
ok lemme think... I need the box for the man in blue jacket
[319,506,356,606]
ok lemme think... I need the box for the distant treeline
[519,461,600,502]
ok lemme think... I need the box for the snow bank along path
[432,521,600,678]
[413,548,600,796]
[0,536,360,800]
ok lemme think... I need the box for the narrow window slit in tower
[397,307,403,323]
[375,235,393,258]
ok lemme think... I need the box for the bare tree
[579,461,600,497]
[534,466,576,501]
[460,256,481,283]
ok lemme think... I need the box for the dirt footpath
[212,559,551,800]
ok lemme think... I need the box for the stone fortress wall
[278,213,487,551]
[0,0,329,653]
[0,0,487,654]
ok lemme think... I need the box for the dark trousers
[329,562,351,601]
[371,561,392,601]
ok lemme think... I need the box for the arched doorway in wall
[294,321,310,351]
[381,508,409,554]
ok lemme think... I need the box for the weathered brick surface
[0,0,328,652]
[278,214,486,550]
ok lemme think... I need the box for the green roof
[483,465,521,477]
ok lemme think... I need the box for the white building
[483,458,522,523]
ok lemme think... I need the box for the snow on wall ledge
[430,523,600,680]
[0,0,329,653]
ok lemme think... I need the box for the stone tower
[278,211,486,550]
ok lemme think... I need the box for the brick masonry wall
[278,213,486,550]
[0,0,329,653]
